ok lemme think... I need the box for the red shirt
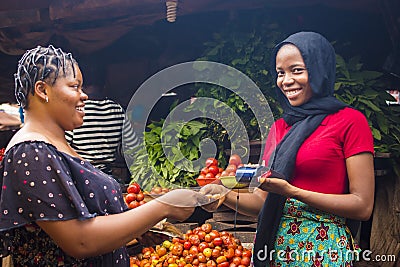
[262,107,374,194]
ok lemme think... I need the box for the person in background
[200,32,375,266]
[65,83,139,183]
[0,45,208,266]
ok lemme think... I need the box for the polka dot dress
[0,141,130,266]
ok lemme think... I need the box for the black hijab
[253,32,347,266]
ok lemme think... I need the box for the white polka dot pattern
[0,141,129,265]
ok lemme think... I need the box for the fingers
[201,201,219,212]
[258,177,271,192]
[161,189,218,208]
[199,184,228,196]
[199,184,216,195]
[201,193,226,212]
[196,191,215,205]
[258,177,270,184]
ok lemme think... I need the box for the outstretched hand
[258,177,295,197]
[156,189,210,221]
[198,183,229,212]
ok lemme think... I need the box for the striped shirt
[65,99,139,174]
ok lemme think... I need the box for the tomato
[220,231,230,237]
[192,227,201,234]
[140,258,149,267]
[217,262,229,267]
[242,250,252,258]
[182,249,189,257]
[197,230,206,240]
[162,240,172,249]
[136,192,145,201]
[216,256,227,264]
[156,246,167,256]
[234,249,242,257]
[172,237,181,244]
[152,186,163,194]
[224,248,235,259]
[208,165,219,176]
[204,234,212,243]
[215,173,221,179]
[207,260,217,267]
[200,223,212,234]
[142,247,153,254]
[201,167,209,175]
[213,237,223,246]
[189,234,201,246]
[171,243,184,256]
[232,257,242,265]
[128,200,140,209]
[183,241,191,250]
[205,158,218,167]
[185,255,194,264]
[210,230,220,239]
[212,248,221,258]
[240,256,251,266]
[205,172,215,178]
[225,164,237,174]
[203,247,212,258]
[198,253,207,263]
[127,183,141,194]
[220,171,229,177]
[198,242,209,252]
[125,193,136,204]
[228,154,242,166]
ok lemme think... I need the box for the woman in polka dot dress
[0,45,208,266]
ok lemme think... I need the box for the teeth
[285,89,301,96]
[76,107,84,111]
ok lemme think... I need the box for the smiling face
[275,44,313,106]
[45,64,88,131]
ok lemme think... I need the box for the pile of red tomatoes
[125,182,147,209]
[196,154,244,186]
[130,223,252,267]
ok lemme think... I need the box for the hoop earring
[45,96,49,103]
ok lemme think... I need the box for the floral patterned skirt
[271,198,360,267]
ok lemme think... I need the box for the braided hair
[14,45,78,109]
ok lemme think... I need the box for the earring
[45,96,49,103]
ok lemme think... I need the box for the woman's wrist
[146,198,170,219]
[288,184,301,199]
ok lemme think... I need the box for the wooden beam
[0,0,51,12]
[49,0,162,21]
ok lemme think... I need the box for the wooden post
[367,156,400,267]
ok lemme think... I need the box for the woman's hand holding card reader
[235,166,285,185]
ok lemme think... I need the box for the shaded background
[0,0,399,118]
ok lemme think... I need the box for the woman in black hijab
[201,32,375,266]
